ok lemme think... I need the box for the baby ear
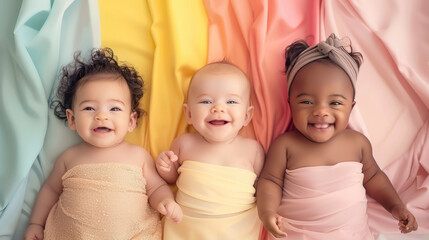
[183,103,192,125]
[66,109,76,130]
[243,105,254,126]
[128,111,138,132]
[352,101,356,109]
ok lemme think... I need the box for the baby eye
[199,100,212,104]
[330,101,342,106]
[83,107,94,111]
[111,107,121,111]
[227,100,238,104]
[299,101,312,104]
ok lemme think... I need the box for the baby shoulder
[58,143,84,165]
[172,132,198,146]
[343,129,371,147]
[124,142,153,163]
[242,137,263,150]
[270,131,297,147]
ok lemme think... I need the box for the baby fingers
[164,151,178,162]
[399,216,418,233]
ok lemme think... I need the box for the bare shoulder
[122,141,144,152]
[175,132,199,143]
[173,132,203,150]
[239,136,265,175]
[240,136,264,152]
[59,143,84,166]
[123,141,152,165]
[342,129,371,147]
[47,144,82,179]
[240,136,265,160]
[270,131,299,148]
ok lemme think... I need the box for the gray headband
[286,33,359,95]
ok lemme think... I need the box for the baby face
[288,60,355,143]
[66,73,137,148]
[184,64,253,144]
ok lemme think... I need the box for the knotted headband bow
[286,33,359,96]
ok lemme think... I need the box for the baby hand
[158,199,183,224]
[261,212,287,238]
[24,223,44,240]
[391,204,418,233]
[156,151,178,173]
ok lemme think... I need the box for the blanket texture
[163,161,260,240]
[44,163,161,240]
[270,162,373,240]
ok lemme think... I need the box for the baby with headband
[256,34,418,239]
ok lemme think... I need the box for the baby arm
[361,135,418,233]
[256,135,288,238]
[24,155,67,240]
[155,138,182,184]
[252,140,266,179]
[145,151,183,223]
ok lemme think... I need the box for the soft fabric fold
[321,0,429,236]
[0,0,100,238]
[204,0,321,151]
[44,163,161,240]
[271,162,373,240]
[163,161,260,240]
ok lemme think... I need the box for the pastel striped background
[0,1,428,239]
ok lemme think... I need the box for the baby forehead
[197,62,243,74]
[192,64,250,86]
[291,61,354,91]
[189,76,251,98]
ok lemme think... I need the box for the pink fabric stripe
[321,0,429,235]
[204,0,320,152]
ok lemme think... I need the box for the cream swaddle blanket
[271,162,373,240]
[163,161,260,240]
[44,163,161,240]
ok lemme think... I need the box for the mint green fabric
[0,0,100,238]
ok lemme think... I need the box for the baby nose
[210,104,225,113]
[95,112,109,121]
[313,105,329,117]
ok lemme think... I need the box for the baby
[257,34,418,239]
[24,48,182,240]
[156,62,265,240]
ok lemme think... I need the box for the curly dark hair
[51,48,144,122]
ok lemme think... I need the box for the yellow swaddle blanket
[44,163,161,240]
[163,161,260,240]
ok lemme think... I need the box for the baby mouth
[311,123,331,129]
[93,127,112,132]
[209,120,229,125]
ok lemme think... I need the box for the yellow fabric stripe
[98,0,208,158]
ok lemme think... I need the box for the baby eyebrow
[78,99,126,107]
[330,94,347,100]
[109,99,126,105]
[295,93,311,98]
[295,93,347,100]
[78,100,95,107]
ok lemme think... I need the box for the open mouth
[209,120,229,125]
[93,127,112,133]
[310,123,332,129]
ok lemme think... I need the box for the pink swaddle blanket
[271,161,374,240]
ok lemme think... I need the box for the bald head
[188,62,251,101]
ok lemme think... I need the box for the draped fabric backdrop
[0,1,427,239]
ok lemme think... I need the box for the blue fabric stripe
[0,0,100,238]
